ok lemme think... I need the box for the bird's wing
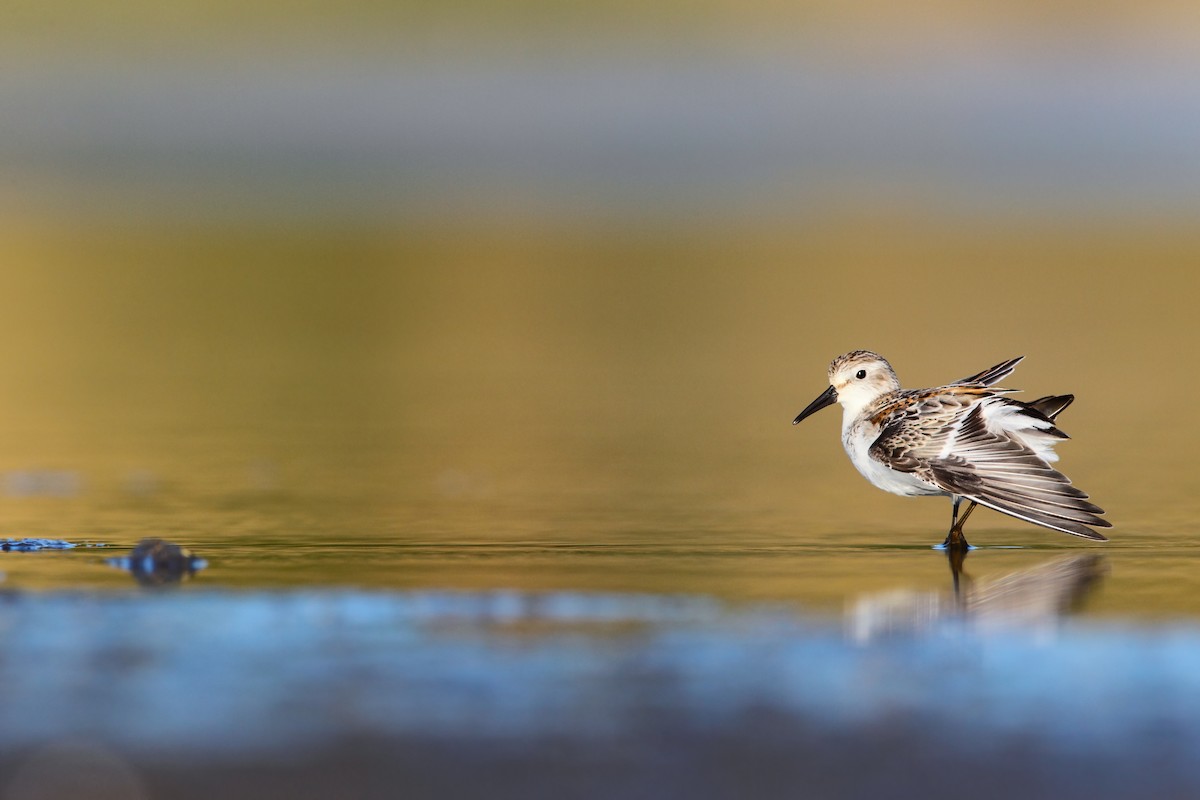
[1025,394,1074,422]
[953,356,1024,388]
[867,387,988,472]
[870,393,1109,539]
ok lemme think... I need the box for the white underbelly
[844,430,945,498]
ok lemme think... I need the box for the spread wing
[953,356,1024,388]
[869,391,1110,540]
[867,388,985,473]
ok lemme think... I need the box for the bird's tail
[1026,394,1074,421]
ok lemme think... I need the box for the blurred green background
[0,1,1197,608]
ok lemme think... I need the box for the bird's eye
[855,369,867,379]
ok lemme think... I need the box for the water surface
[0,221,1192,606]
[0,219,1195,799]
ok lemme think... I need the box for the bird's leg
[941,496,976,551]
[954,501,978,536]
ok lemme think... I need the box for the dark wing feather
[924,404,1109,540]
[954,356,1024,388]
[869,394,1109,540]
[1026,394,1074,422]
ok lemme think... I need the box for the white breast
[842,417,945,498]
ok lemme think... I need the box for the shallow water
[0,220,1197,797]
[0,221,1194,607]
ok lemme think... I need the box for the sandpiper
[792,351,1110,549]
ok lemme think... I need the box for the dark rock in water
[112,538,207,586]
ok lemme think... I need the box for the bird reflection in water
[107,538,207,587]
[849,549,1107,642]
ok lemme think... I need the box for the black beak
[792,385,838,425]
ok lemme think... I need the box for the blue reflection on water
[0,588,1197,768]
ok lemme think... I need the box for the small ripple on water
[0,538,85,552]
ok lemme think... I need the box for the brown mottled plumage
[793,352,1110,546]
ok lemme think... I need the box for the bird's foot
[934,530,974,551]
